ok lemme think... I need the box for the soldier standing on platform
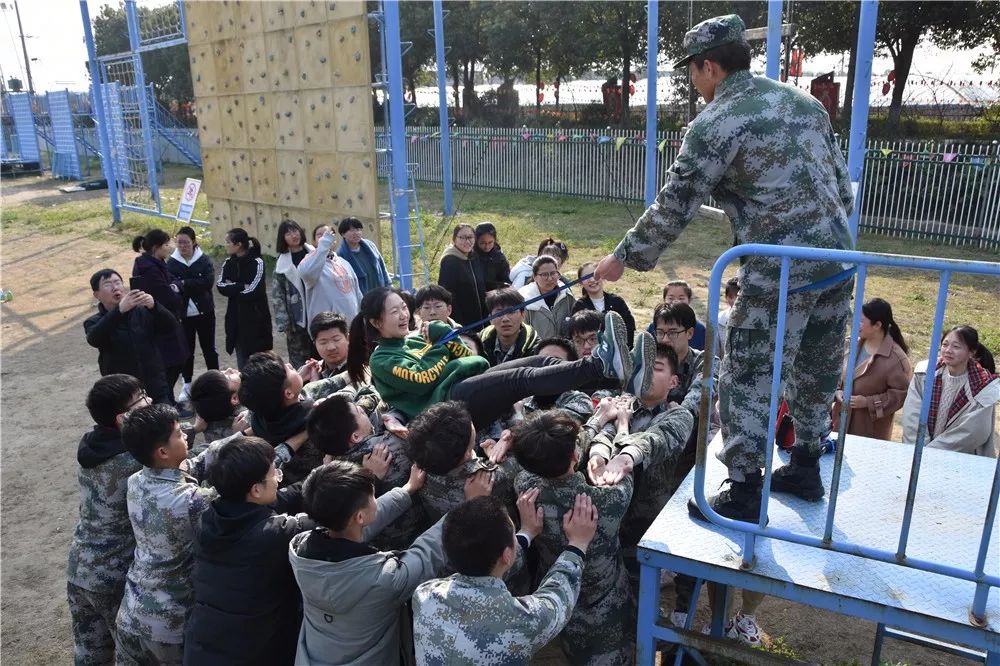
[595,14,856,521]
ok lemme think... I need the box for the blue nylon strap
[787,267,858,294]
[436,273,594,346]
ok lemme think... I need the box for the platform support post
[636,557,659,666]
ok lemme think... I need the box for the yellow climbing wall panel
[185,0,378,252]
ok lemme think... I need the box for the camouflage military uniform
[114,467,216,664]
[419,453,519,524]
[479,390,595,443]
[301,370,351,400]
[514,469,635,665]
[614,14,854,477]
[588,405,695,548]
[67,441,142,665]
[412,549,585,665]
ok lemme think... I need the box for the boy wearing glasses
[67,374,150,665]
[184,436,313,664]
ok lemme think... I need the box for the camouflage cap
[672,14,748,69]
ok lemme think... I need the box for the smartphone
[129,276,146,292]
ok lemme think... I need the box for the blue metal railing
[693,244,1000,624]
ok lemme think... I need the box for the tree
[588,1,647,127]
[444,1,489,117]
[539,3,596,112]
[875,1,996,134]
[90,4,193,107]
[399,2,436,104]
[793,1,859,128]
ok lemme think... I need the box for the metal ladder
[369,3,430,289]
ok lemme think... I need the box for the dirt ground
[0,175,977,665]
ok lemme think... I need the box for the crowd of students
[75,219,999,665]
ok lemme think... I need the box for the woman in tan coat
[834,298,912,440]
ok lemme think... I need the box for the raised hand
[516,488,544,539]
[402,464,426,494]
[563,493,599,552]
[586,456,608,487]
[362,443,392,480]
[602,454,634,486]
[464,469,495,500]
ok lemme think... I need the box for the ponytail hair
[861,298,908,355]
[226,228,261,258]
[132,228,171,253]
[346,287,407,385]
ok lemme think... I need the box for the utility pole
[13,0,34,95]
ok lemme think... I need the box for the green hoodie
[369,321,489,419]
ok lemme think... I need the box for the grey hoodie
[288,488,447,665]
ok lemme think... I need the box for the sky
[0,1,995,95]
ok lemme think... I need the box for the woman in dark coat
[438,223,486,328]
[217,228,273,369]
[132,228,189,403]
[471,222,511,293]
[167,226,219,403]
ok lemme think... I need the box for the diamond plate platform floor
[638,434,1000,660]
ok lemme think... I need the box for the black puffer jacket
[133,252,189,367]
[438,246,486,327]
[185,493,309,666]
[166,247,215,318]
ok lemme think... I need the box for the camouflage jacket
[117,467,217,643]
[591,404,695,547]
[614,70,854,329]
[342,432,425,550]
[67,433,143,594]
[419,453,520,524]
[412,549,585,665]
[512,470,634,664]
[478,390,594,442]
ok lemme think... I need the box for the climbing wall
[184,0,378,254]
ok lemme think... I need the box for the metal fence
[377,127,1000,250]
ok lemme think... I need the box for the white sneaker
[177,383,192,404]
[725,611,763,647]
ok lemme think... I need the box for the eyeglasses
[100,279,125,290]
[126,390,150,411]
[573,334,599,346]
[536,271,560,280]
[656,328,690,340]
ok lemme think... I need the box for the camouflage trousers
[67,581,122,666]
[284,325,317,370]
[113,628,183,666]
[718,279,852,476]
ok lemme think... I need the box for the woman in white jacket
[902,325,999,457]
[272,220,314,368]
[299,224,363,329]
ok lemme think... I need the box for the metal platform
[636,434,1000,663]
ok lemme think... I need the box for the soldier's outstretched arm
[612,122,741,273]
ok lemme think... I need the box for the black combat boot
[771,447,825,501]
[688,470,764,524]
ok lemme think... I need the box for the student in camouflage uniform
[185,368,244,454]
[512,411,640,666]
[407,401,521,524]
[595,14,855,519]
[67,375,150,665]
[307,387,425,549]
[412,493,598,665]
[114,404,217,665]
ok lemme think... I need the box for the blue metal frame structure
[432,0,453,216]
[79,0,210,227]
[47,90,83,179]
[6,93,40,163]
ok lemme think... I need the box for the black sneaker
[771,449,825,501]
[688,471,764,524]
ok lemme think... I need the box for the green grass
[3,173,997,363]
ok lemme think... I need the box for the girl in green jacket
[346,288,655,427]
